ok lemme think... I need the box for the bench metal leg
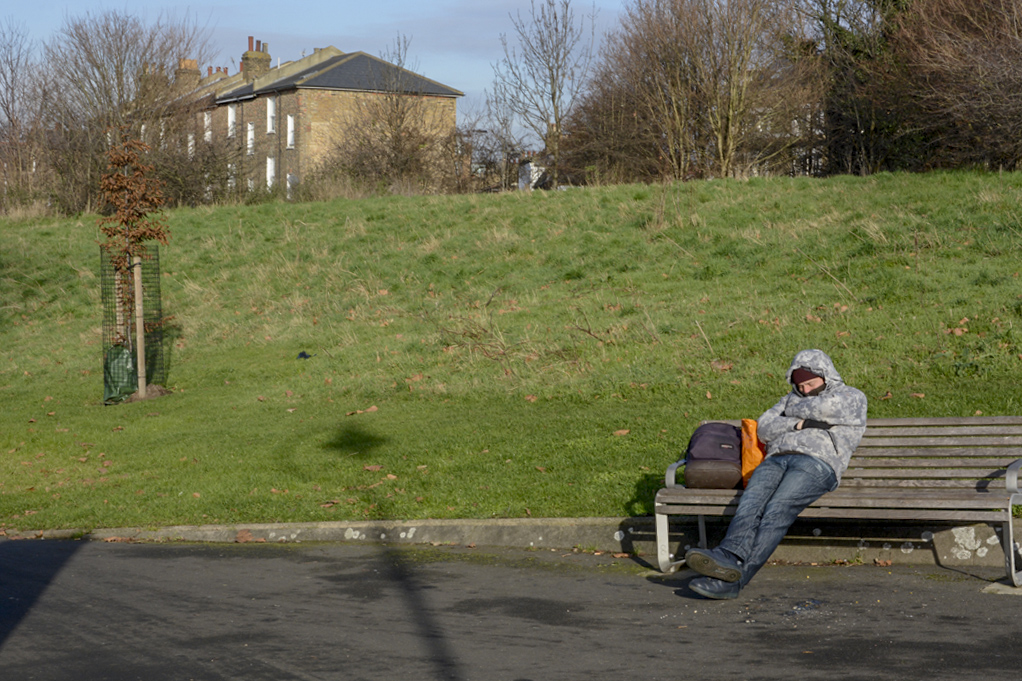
[655,513,685,573]
[655,514,711,573]
[1005,495,1022,587]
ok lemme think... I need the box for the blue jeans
[718,453,838,586]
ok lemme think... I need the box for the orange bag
[740,418,767,487]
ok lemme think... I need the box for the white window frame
[266,97,276,133]
[227,104,237,137]
[266,156,276,189]
[246,122,255,155]
[286,114,295,148]
[204,112,212,143]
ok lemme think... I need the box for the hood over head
[786,349,844,394]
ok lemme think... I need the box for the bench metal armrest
[665,459,684,488]
[1007,458,1022,495]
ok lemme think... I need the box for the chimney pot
[248,36,254,52]
[256,40,261,52]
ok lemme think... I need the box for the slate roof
[216,51,462,104]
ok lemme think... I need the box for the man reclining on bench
[686,348,868,599]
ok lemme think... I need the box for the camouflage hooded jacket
[756,349,868,482]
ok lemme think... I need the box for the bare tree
[565,0,822,182]
[40,10,215,213]
[491,0,596,188]
[0,17,41,210]
[481,87,530,190]
[894,0,1022,169]
[685,0,819,177]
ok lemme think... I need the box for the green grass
[3,171,1022,530]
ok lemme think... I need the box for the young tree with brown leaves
[98,134,170,400]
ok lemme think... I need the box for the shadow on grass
[0,539,82,646]
[322,424,390,458]
[624,471,663,516]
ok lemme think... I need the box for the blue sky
[8,1,628,122]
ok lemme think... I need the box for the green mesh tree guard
[100,246,166,405]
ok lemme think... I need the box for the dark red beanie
[791,367,823,385]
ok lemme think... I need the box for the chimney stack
[174,58,201,91]
[241,36,271,81]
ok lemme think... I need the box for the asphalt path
[1,538,1020,680]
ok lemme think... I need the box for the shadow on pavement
[380,546,467,681]
[0,539,82,646]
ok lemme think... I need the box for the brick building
[175,37,463,195]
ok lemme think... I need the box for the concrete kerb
[5,517,1019,574]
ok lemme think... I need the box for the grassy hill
[2,171,1021,531]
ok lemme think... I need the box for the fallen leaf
[525,394,538,402]
[910,393,925,399]
[364,465,383,472]
[535,466,547,472]
[706,391,712,399]
[257,395,266,402]
[236,530,254,543]
[613,429,630,436]
[880,391,893,400]
[612,553,630,558]
[873,558,893,567]
[103,537,131,543]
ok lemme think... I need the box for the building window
[187,133,195,158]
[247,122,255,155]
[266,156,276,189]
[266,98,276,133]
[227,163,236,191]
[228,104,237,137]
[286,114,295,148]
[204,112,212,143]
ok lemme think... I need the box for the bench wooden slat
[862,427,1022,437]
[858,436,1022,447]
[845,458,1012,468]
[657,489,1004,506]
[837,479,1009,489]
[847,447,1022,458]
[843,468,1005,479]
[865,416,1022,427]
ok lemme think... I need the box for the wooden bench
[654,416,1022,586]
